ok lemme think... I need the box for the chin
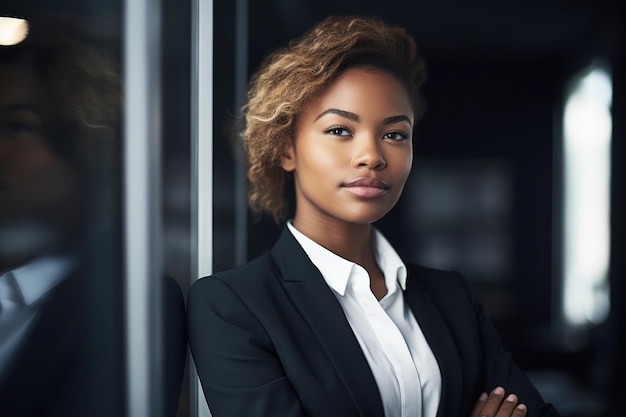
[340,208,393,225]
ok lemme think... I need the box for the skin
[281,67,527,417]
[470,387,528,417]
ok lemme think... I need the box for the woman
[187,16,558,417]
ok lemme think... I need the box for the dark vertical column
[234,0,249,266]
[609,1,626,411]
[213,0,238,272]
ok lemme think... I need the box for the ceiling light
[0,16,29,46]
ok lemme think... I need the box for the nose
[352,134,386,170]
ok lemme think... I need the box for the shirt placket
[351,268,422,417]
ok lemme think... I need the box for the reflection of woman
[188,16,558,417]
[0,16,185,417]
[0,15,122,416]
[0,15,121,267]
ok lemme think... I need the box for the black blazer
[188,229,558,417]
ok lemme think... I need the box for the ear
[280,141,296,172]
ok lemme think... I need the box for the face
[0,62,79,261]
[281,67,414,230]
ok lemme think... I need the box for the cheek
[298,141,343,174]
[3,140,63,182]
[389,148,413,179]
[403,148,413,170]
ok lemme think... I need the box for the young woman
[187,16,558,417]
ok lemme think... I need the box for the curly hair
[242,16,427,223]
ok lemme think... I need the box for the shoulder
[187,252,281,312]
[213,252,276,281]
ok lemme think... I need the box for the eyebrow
[383,115,412,126]
[315,108,359,122]
[315,108,412,127]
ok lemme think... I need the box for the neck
[291,216,376,266]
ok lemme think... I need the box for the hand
[470,387,527,417]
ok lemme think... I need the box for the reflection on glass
[0,17,29,46]
[562,66,612,326]
[0,14,122,415]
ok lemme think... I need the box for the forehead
[304,67,413,121]
[0,62,43,109]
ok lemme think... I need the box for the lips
[341,177,389,197]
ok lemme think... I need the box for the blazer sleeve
[458,274,559,417]
[187,276,307,417]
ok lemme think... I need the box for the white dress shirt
[287,223,442,417]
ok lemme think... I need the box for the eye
[325,126,351,137]
[0,121,36,141]
[0,111,43,142]
[383,130,409,141]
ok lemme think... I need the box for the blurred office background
[0,0,623,416]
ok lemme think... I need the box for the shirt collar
[372,230,408,291]
[286,222,407,296]
[6,256,75,305]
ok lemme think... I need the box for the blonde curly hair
[242,15,427,223]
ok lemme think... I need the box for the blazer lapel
[271,229,384,417]
[403,268,464,417]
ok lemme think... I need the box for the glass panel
[0,0,192,415]
[0,3,124,416]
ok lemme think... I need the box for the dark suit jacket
[188,229,558,417]
[0,269,187,417]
